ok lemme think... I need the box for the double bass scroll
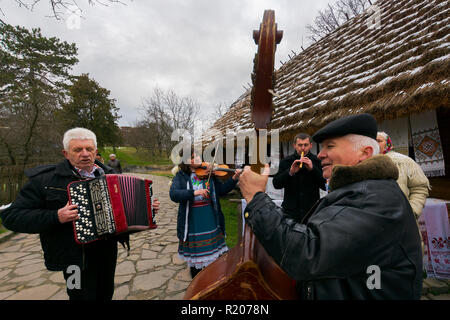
[251,10,283,130]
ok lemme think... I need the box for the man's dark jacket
[245,155,423,299]
[272,151,326,221]
[0,159,120,271]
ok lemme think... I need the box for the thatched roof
[204,0,450,143]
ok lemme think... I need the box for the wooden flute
[299,151,304,168]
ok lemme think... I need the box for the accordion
[67,174,157,244]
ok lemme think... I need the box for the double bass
[184,10,298,300]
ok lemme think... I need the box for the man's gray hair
[344,134,380,155]
[63,128,97,150]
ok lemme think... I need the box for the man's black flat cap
[312,113,378,143]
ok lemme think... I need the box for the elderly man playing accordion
[1,127,160,300]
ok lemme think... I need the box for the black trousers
[190,267,203,279]
[63,240,118,300]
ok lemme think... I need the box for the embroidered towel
[419,198,450,279]
[410,110,445,177]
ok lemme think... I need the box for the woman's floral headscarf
[384,134,393,154]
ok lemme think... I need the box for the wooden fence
[0,163,48,205]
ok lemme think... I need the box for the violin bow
[205,140,221,188]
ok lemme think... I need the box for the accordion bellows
[68,174,157,244]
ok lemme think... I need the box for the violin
[195,162,236,180]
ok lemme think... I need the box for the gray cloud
[1,0,331,126]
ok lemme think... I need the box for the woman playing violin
[169,151,241,278]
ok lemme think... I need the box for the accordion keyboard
[69,178,116,243]
[68,174,156,244]
[70,183,97,243]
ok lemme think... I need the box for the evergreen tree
[0,21,78,165]
[57,74,122,148]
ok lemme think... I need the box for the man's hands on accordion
[58,198,161,224]
[58,201,80,224]
[152,198,160,215]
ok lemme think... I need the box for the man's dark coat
[272,151,326,221]
[1,159,119,271]
[245,155,423,299]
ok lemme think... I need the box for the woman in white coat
[376,132,430,219]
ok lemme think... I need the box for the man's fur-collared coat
[244,155,423,299]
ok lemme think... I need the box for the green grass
[221,194,240,249]
[99,147,172,167]
[0,218,7,234]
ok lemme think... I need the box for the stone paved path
[0,173,191,300]
[1,172,449,300]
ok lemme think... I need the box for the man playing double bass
[239,114,423,299]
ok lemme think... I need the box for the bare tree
[140,88,170,156]
[139,87,200,156]
[211,102,229,121]
[336,0,373,19]
[306,0,374,43]
[199,102,230,134]
[164,89,200,135]
[121,121,156,153]
[7,0,127,19]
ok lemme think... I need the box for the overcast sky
[1,0,332,128]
